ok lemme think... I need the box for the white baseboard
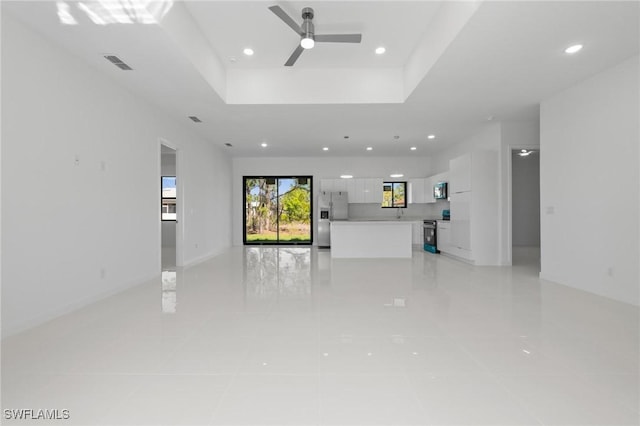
[2,271,159,340]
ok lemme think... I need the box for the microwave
[434,182,448,199]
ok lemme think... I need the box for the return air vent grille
[104,55,132,70]
[188,116,202,123]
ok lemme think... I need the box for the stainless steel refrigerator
[317,191,348,248]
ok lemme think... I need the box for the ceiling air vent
[188,116,202,123]
[104,55,132,70]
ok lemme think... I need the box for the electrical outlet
[607,267,614,277]
[100,267,106,279]
[100,160,107,172]
[74,155,80,166]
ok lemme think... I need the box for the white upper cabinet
[364,178,383,203]
[409,178,426,204]
[323,178,382,203]
[320,179,333,192]
[425,175,436,203]
[333,178,348,192]
[449,153,472,193]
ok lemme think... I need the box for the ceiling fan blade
[268,5,302,35]
[315,34,362,43]
[285,45,305,66]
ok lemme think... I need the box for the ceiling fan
[268,5,362,66]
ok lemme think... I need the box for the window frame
[381,181,407,208]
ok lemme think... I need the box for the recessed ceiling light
[344,135,350,139]
[390,173,404,178]
[366,147,373,151]
[323,147,329,151]
[261,143,267,147]
[375,46,386,55]
[229,57,237,63]
[340,174,353,179]
[564,44,583,54]
[243,48,254,56]
[224,143,232,147]
[410,147,417,151]
[427,134,436,139]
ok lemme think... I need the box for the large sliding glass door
[244,176,312,244]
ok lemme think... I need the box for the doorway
[511,148,540,269]
[161,144,177,268]
[243,176,313,245]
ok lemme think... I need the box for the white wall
[1,13,233,336]
[540,55,639,306]
[511,151,540,246]
[431,122,502,172]
[232,156,433,245]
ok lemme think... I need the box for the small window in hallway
[161,176,176,221]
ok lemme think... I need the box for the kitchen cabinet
[320,178,348,193]
[409,178,426,204]
[437,221,451,253]
[363,178,383,204]
[346,179,359,203]
[449,153,472,193]
[444,151,499,264]
[412,221,424,246]
[323,178,382,203]
[333,178,348,192]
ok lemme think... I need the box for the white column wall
[540,55,639,306]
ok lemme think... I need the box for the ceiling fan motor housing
[301,7,315,41]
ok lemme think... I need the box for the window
[162,176,176,221]
[381,181,407,208]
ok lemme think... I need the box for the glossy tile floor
[2,246,639,425]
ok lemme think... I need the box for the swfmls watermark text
[4,409,70,421]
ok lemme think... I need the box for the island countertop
[330,220,412,258]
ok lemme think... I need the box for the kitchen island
[330,220,413,258]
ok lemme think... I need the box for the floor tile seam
[399,368,431,423]
[208,341,251,424]
[449,336,546,425]
[569,372,640,416]
[92,370,156,424]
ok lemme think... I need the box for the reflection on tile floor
[2,246,639,425]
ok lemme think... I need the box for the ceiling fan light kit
[268,5,362,66]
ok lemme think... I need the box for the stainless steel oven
[423,220,439,253]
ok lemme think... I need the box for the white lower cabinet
[412,221,423,246]
[437,221,451,253]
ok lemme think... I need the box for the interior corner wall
[1,12,232,337]
[540,55,639,306]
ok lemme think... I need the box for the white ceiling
[4,1,639,157]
